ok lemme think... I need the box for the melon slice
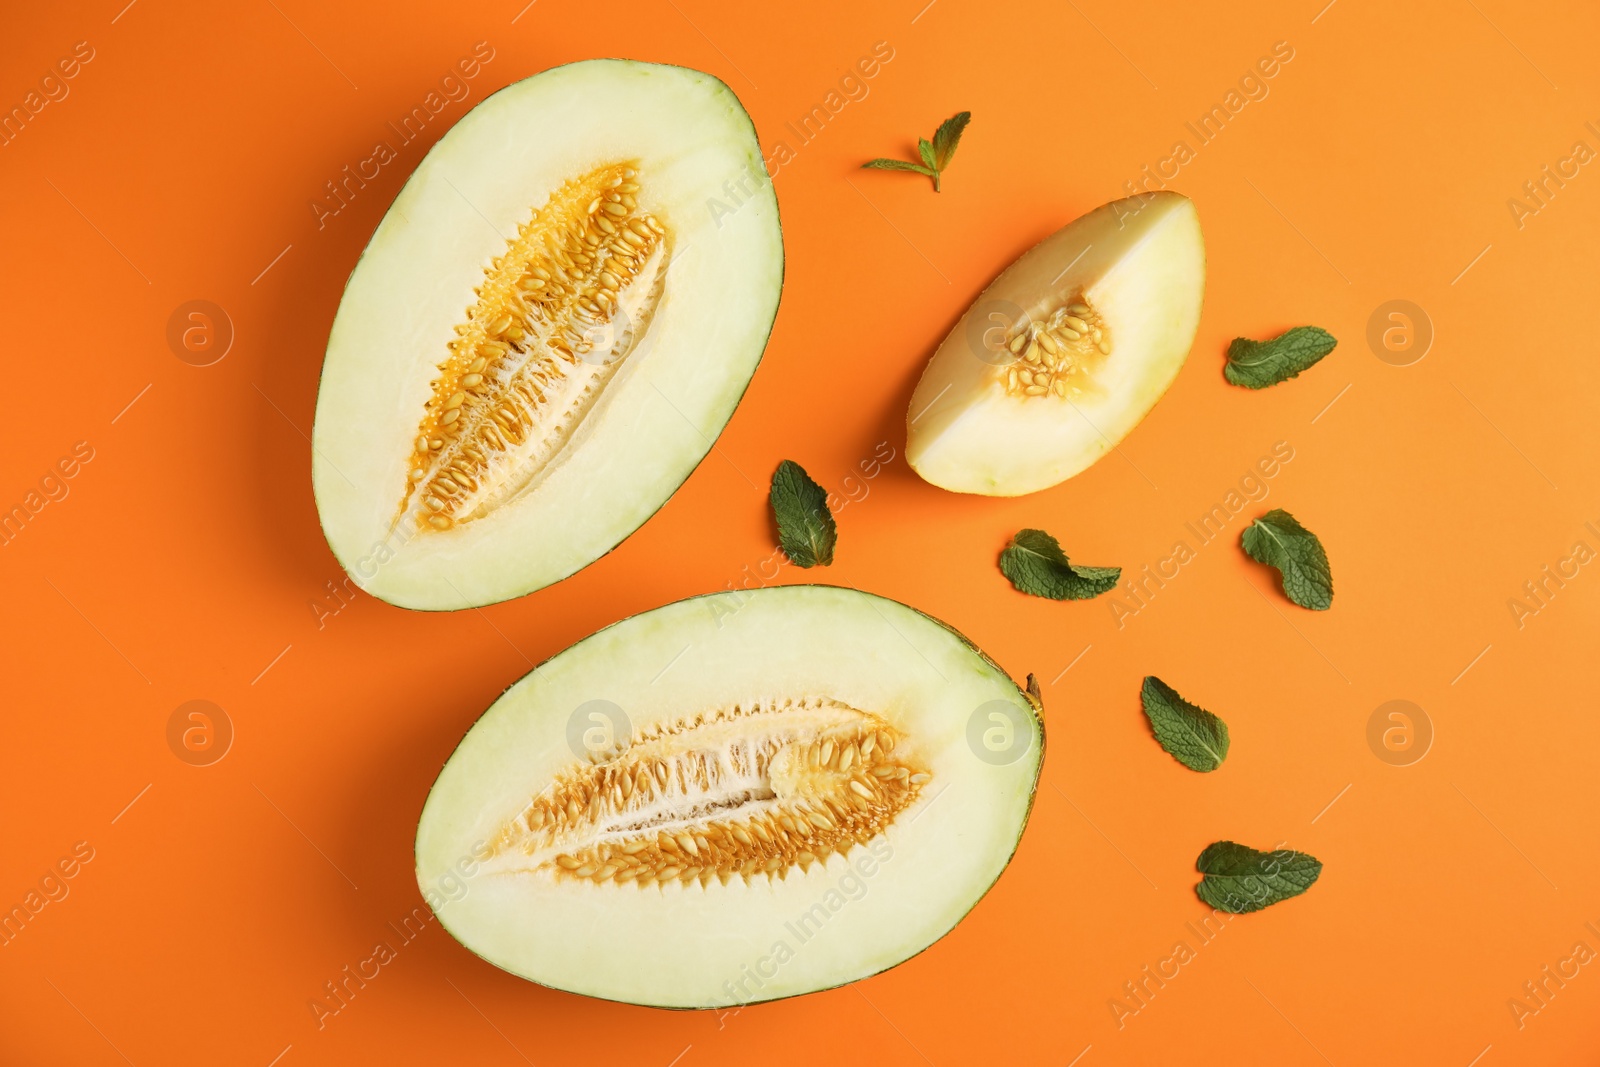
[906,192,1204,496]
[415,585,1043,1008]
[311,60,782,610]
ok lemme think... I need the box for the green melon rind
[414,584,1043,1008]
[311,59,784,611]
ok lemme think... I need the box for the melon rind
[907,192,1204,496]
[415,585,1043,1008]
[312,60,783,609]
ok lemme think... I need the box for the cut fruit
[415,585,1043,1008]
[311,60,782,609]
[906,192,1204,496]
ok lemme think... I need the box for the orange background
[4,0,1598,1063]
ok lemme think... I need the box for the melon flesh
[312,60,782,610]
[906,192,1204,495]
[414,586,1043,1008]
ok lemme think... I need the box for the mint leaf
[999,529,1120,600]
[862,111,970,193]
[1140,677,1229,772]
[1195,841,1322,913]
[931,111,970,170]
[770,460,836,567]
[862,158,936,177]
[1224,326,1337,389]
[1241,509,1333,610]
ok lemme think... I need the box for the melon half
[415,585,1044,1008]
[906,192,1205,496]
[312,60,782,609]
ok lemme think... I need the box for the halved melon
[415,585,1043,1008]
[312,60,782,609]
[906,192,1204,495]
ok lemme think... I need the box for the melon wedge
[415,585,1043,1008]
[311,60,782,610]
[906,192,1204,495]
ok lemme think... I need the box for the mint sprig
[1140,677,1229,772]
[1241,509,1333,610]
[999,529,1120,600]
[862,111,970,192]
[1195,841,1322,913]
[1224,326,1338,389]
[769,460,836,567]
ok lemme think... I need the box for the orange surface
[3,0,1598,1063]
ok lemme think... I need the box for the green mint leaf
[999,529,1121,601]
[1241,509,1333,610]
[931,110,970,170]
[861,158,936,176]
[770,460,837,567]
[1140,676,1229,772]
[1195,841,1322,913]
[862,112,970,193]
[1224,326,1338,389]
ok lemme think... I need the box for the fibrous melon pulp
[906,192,1204,495]
[312,61,782,609]
[415,585,1043,1008]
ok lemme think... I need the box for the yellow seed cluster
[495,703,930,888]
[1001,295,1112,399]
[395,161,667,531]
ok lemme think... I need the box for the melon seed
[997,292,1113,401]
[489,698,930,888]
[394,161,671,533]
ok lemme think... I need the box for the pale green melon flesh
[312,60,782,610]
[415,586,1043,1008]
[906,192,1205,496]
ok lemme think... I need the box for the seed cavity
[485,698,930,888]
[395,161,670,532]
[997,293,1112,401]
